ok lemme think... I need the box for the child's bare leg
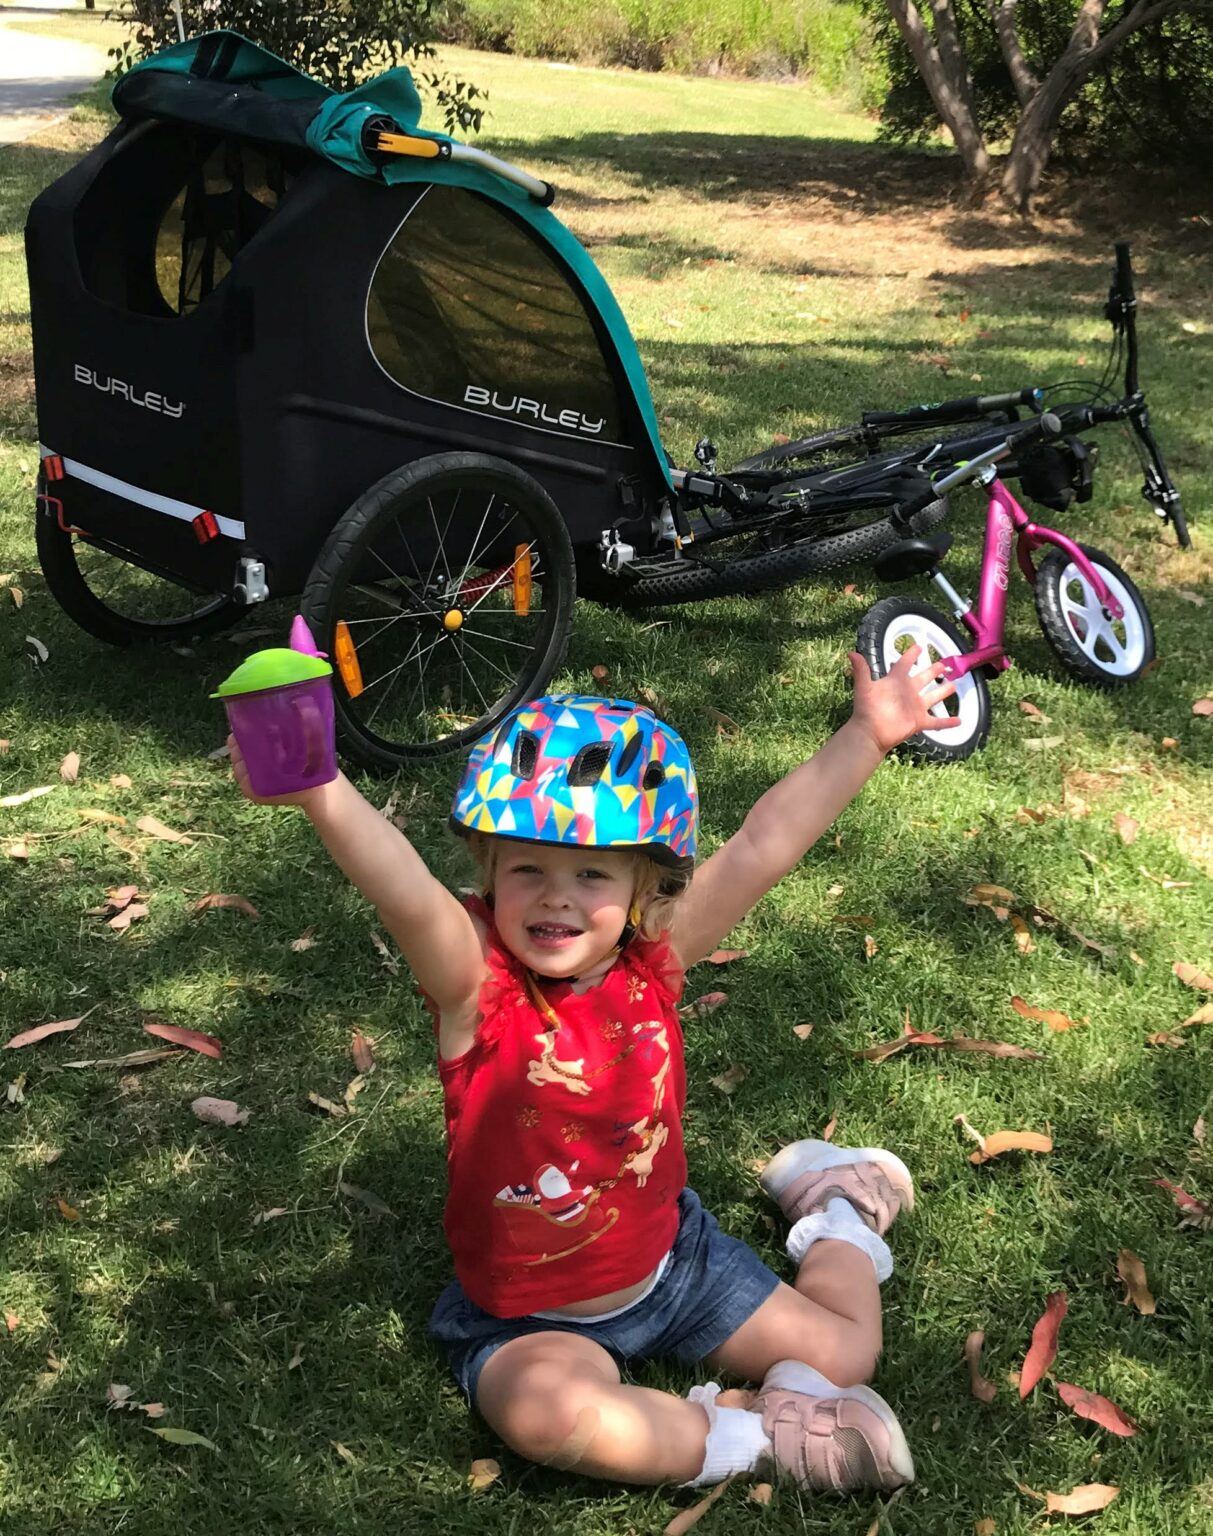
[476,1330,713,1484]
[702,1240,881,1387]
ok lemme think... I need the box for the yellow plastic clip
[373,131,443,160]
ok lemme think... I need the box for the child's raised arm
[230,738,486,1014]
[670,647,959,967]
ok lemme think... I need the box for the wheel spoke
[456,631,517,689]
[457,625,537,652]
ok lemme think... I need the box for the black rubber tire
[35,510,242,645]
[301,452,576,772]
[610,496,949,610]
[732,422,872,474]
[1033,544,1155,688]
[856,596,991,763]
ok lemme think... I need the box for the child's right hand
[227,733,330,811]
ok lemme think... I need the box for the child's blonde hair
[466,833,691,942]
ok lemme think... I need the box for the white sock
[683,1381,772,1487]
[787,1196,894,1283]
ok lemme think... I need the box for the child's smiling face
[491,843,637,977]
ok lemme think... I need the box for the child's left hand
[848,645,962,755]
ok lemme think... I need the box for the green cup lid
[211,647,332,699]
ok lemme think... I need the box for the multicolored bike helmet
[450,695,698,868]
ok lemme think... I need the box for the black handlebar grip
[1115,241,1135,304]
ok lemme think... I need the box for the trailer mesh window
[367,185,623,443]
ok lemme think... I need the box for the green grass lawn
[2,43,1212,1536]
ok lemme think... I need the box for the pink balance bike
[855,413,1155,762]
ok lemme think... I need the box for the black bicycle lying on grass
[606,242,1188,611]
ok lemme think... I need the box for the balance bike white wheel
[856,597,991,763]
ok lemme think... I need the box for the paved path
[0,14,109,145]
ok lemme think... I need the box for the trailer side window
[366,186,624,443]
[74,125,295,317]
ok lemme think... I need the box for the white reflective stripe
[44,448,246,540]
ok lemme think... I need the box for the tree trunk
[999,0,1187,210]
[884,0,991,182]
[982,0,1039,106]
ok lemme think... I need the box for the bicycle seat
[872,530,953,583]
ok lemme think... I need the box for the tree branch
[981,0,1039,104]
[1087,0,1193,69]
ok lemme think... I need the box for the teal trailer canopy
[114,32,673,490]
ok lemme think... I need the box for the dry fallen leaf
[338,1181,395,1218]
[4,841,29,861]
[192,893,261,920]
[63,1048,182,1070]
[1140,866,1192,890]
[590,664,609,683]
[1010,996,1084,1032]
[307,1091,348,1119]
[706,706,740,738]
[1113,811,1139,845]
[821,1114,837,1141]
[1043,1484,1119,1516]
[1020,1290,1068,1397]
[59,752,80,784]
[970,1130,1053,1165]
[1115,1248,1156,1315]
[147,1427,218,1451]
[856,1030,1041,1063]
[1193,697,1213,717]
[748,1483,772,1506]
[1010,913,1035,955]
[1173,961,1213,992]
[110,774,133,789]
[711,1064,748,1095]
[1195,1116,1207,1146]
[252,1206,289,1226]
[681,991,727,1018]
[5,1311,18,1334]
[964,1330,997,1402]
[369,930,399,975]
[1180,1002,1213,1029]
[791,1022,814,1040]
[77,809,125,826]
[1056,1381,1138,1437]
[863,933,879,959]
[706,948,748,965]
[1147,1031,1186,1048]
[136,815,194,845]
[1018,699,1050,723]
[288,1342,304,1371]
[108,901,149,934]
[56,1198,80,1222]
[664,1475,736,1535]
[26,635,49,664]
[975,1521,996,1536]
[1154,1178,1213,1228]
[1024,735,1065,751]
[106,1383,135,1410]
[343,1074,368,1111]
[191,1096,250,1128]
[351,1029,375,1073]
[966,883,1016,907]
[5,1015,87,1050]
[143,1022,222,1059]
[290,927,318,953]
[1161,736,1179,749]
[0,785,54,809]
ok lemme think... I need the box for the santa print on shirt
[429,896,688,1317]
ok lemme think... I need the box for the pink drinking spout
[289,614,327,658]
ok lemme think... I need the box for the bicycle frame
[934,471,1122,683]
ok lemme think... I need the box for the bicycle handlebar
[930,411,1063,496]
[861,387,1041,431]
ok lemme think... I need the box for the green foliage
[861,0,1213,167]
[120,0,487,135]
[438,0,885,106]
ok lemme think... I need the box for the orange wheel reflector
[333,620,364,699]
[512,545,532,617]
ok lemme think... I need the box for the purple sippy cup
[212,616,338,797]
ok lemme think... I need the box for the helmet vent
[642,761,666,790]
[616,732,644,777]
[569,741,612,787]
[511,731,540,780]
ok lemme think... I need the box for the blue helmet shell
[450,694,697,868]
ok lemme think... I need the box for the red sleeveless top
[429,897,688,1318]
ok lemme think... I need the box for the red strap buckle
[41,454,65,483]
[192,510,220,544]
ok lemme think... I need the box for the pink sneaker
[759,1140,914,1236]
[751,1360,915,1493]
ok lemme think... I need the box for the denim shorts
[429,1186,782,1402]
